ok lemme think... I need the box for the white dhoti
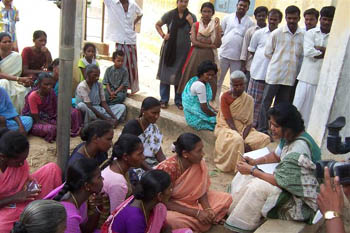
[293,80,317,128]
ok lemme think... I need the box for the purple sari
[22,89,82,142]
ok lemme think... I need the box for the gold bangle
[196,209,200,217]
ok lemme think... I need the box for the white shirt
[297,27,329,85]
[248,27,272,81]
[219,13,254,60]
[240,25,260,71]
[104,0,142,44]
[265,25,304,86]
[190,81,207,103]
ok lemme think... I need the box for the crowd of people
[0,0,346,232]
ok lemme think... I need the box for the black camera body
[316,117,350,184]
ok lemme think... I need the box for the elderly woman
[0,32,32,112]
[75,64,126,126]
[182,60,218,131]
[156,0,196,109]
[224,103,321,232]
[178,2,222,100]
[157,133,232,232]
[214,71,270,172]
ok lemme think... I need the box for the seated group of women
[0,30,127,142]
[0,98,323,233]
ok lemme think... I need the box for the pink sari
[0,161,62,232]
[101,196,192,233]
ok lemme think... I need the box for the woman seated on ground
[0,32,32,112]
[224,103,321,232]
[157,133,232,232]
[102,169,193,233]
[182,60,217,131]
[214,71,270,173]
[178,2,221,100]
[122,97,166,171]
[0,87,32,134]
[11,200,67,233]
[46,158,104,233]
[76,64,126,127]
[21,30,52,79]
[101,133,145,213]
[22,72,82,142]
[0,129,62,232]
[69,120,114,168]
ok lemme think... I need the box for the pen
[238,151,247,162]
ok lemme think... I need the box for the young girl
[21,30,52,79]
[101,133,145,213]
[78,42,99,81]
[48,58,59,96]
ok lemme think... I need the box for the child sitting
[103,50,129,105]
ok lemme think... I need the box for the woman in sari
[0,129,62,232]
[101,169,193,233]
[182,60,217,131]
[178,2,221,100]
[101,133,145,213]
[225,103,321,232]
[76,64,126,127]
[68,120,114,169]
[157,133,232,232]
[21,30,52,79]
[156,0,196,109]
[22,72,82,142]
[122,97,166,170]
[0,87,32,134]
[214,71,270,172]
[0,32,32,112]
[45,158,105,233]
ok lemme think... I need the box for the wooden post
[101,2,105,43]
[57,0,77,171]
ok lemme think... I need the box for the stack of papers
[244,147,279,174]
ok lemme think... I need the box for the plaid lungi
[247,79,266,128]
[116,43,139,94]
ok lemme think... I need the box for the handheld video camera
[316,116,350,185]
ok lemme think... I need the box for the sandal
[176,104,183,110]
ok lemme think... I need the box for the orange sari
[0,161,62,232]
[157,156,232,232]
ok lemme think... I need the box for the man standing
[240,6,268,88]
[258,5,304,133]
[247,9,282,128]
[293,6,335,128]
[104,0,143,94]
[217,0,254,100]
[303,8,319,31]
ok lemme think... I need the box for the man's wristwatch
[324,211,341,220]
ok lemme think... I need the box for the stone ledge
[254,219,323,233]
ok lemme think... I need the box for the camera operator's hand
[317,167,345,233]
[317,167,343,214]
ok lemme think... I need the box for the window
[214,0,256,16]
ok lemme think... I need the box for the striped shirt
[265,25,304,86]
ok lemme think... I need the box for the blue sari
[0,87,32,132]
[182,77,216,131]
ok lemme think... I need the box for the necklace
[84,145,91,158]
[116,161,124,174]
[70,192,79,209]
[140,201,148,224]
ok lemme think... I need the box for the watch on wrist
[324,211,341,220]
